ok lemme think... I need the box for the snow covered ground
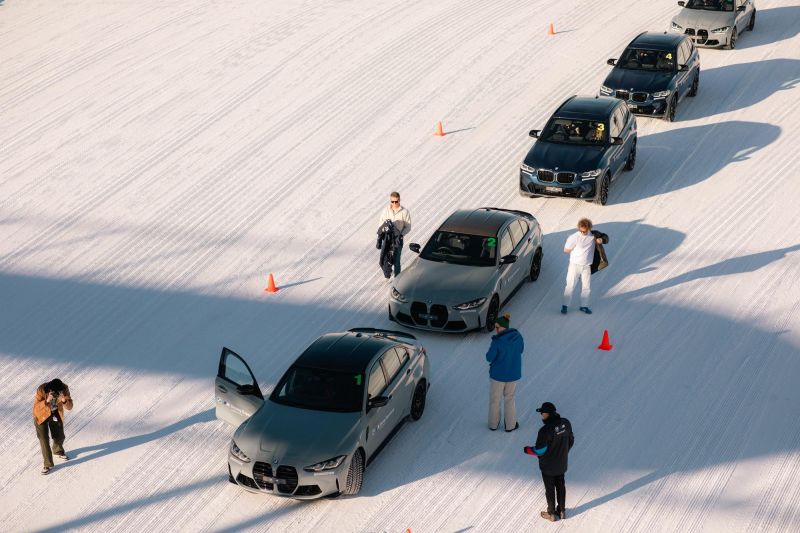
[2,0,799,531]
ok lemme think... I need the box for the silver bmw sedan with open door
[214,328,430,499]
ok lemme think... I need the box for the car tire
[485,295,500,332]
[727,28,737,49]
[342,450,364,496]
[410,380,427,421]
[688,71,699,97]
[624,140,637,171]
[594,172,610,205]
[529,248,543,282]
[748,11,755,31]
[666,95,677,122]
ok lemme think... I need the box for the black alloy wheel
[624,141,637,171]
[728,28,738,49]
[594,172,610,205]
[529,248,543,282]
[688,72,699,97]
[410,380,427,421]
[485,295,500,332]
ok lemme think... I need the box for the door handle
[406,368,411,376]
[217,385,228,393]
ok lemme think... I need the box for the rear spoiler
[478,207,535,220]
[348,328,417,341]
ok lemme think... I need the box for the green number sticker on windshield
[487,237,497,247]
[354,374,362,386]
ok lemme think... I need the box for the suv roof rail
[348,328,417,341]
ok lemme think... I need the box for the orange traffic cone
[434,121,445,137]
[547,23,556,36]
[264,273,279,293]
[598,330,613,351]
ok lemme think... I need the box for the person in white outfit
[562,218,604,315]
[377,192,411,276]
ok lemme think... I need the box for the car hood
[672,9,733,30]
[234,401,361,465]
[395,257,496,305]
[523,140,605,173]
[603,67,674,93]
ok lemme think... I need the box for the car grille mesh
[556,172,575,184]
[537,170,554,182]
[276,466,299,494]
[615,90,629,100]
[632,92,648,103]
[253,462,274,490]
[236,473,259,490]
[410,302,449,328]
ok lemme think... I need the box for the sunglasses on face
[390,200,399,204]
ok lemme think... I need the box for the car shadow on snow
[736,6,800,49]
[680,59,800,120]
[611,120,780,205]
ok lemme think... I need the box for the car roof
[293,331,395,372]
[554,95,619,120]
[628,31,685,51]
[438,208,519,237]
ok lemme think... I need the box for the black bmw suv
[600,31,700,122]
[519,95,637,206]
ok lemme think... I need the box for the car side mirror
[500,254,518,265]
[607,58,617,66]
[677,1,685,6]
[409,243,421,253]
[529,129,540,138]
[368,395,391,409]
[737,5,745,11]
[679,64,689,71]
[609,136,623,145]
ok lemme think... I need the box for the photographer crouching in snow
[376,191,411,278]
[33,378,73,474]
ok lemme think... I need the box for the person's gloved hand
[523,446,537,456]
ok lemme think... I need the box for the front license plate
[545,187,561,194]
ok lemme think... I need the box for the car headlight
[391,287,407,303]
[520,163,536,173]
[711,26,730,33]
[452,297,487,310]
[652,90,671,98]
[599,85,613,96]
[580,169,602,179]
[303,455,346,472]
[230,440,251,463]
[671,21,683,31]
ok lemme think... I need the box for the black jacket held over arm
[591,230,609,274]
[526,414,575,476]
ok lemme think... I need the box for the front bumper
[389,298,489,332]
[601,89,669,117]
[519,169,597,200]
[228,452,347,499]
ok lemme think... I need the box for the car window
[420,230,498,267]
[677,43,688,67]
[685,0,734,11]
[499,228,513,258]
[540,117,606,145]
[368,362,387,398]
[270,365,364,413]
[610,109,622,138]
[394,347,410,367]
[618,48,675,71]
[380,348,402,383]
[508,220,526,248]
[620,105,630,127]
[223,352,255,387]
[516,219,529,240]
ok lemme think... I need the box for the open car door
[215,347,264,427]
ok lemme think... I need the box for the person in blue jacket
[485,313,524,432]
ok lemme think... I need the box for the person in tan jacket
[33,379,73,474]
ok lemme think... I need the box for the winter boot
[540,511,558,522]
[505,422,519,433]
[579,306,592,314]
[559,510,566,520]
[560,305,568,315]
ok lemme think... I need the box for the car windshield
[539,118,607,146]
[270,365,364,413]
[420,231,497,267]
[618,48,676,71]
[684,0,733,11]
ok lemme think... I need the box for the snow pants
[488,378,517,430]
[35,416,65,468]
[542,473,566,515]
[563,263,591,307]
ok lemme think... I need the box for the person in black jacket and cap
[524,402,574,521]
